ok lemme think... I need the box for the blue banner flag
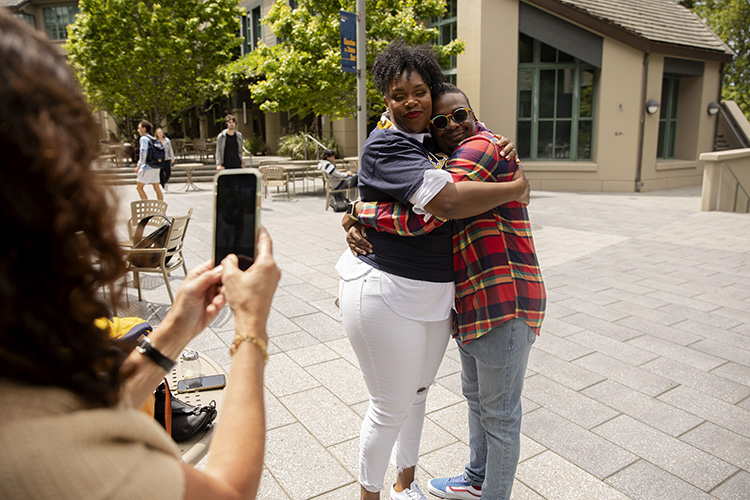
[340,10,356,74]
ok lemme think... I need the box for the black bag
[154,381,218,442]
[329,191,349,212]
[146,137,166,168]
[130,215,172,268]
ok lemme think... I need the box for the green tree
[224,0,464,127]
[689,0,750,120]
[67,0,243,128]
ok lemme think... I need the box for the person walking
[135,120,163,200]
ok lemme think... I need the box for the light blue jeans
[457,318,536,500]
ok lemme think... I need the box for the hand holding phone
[214,169,261,270]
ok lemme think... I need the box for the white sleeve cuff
[408,169,453,221]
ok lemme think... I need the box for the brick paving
[112,177,750,500]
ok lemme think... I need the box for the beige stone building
[455,0,734,192]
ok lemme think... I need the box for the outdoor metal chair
[323,162,356,210]
[124,209,192,304]
[125,200,169,245]
[259,165,290,199]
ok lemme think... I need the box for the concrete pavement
[112,177,750,500]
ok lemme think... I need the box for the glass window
[13,13,33,26]
[240,6,262,56]
[538,70,555,118]
[518,69,533,119]
[657,76,679,159]
[516,35,596,161]
[43,6,79,40]
[430,0,457,82]
[540,42,556,63]
[251,6,262,50]
[519,33,533,63]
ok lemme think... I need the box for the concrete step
[95,163,218,186]
[714,134,731,151]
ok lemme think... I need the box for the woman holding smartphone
[0,12,279,500]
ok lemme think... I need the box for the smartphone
[176,374,226,393]
[214,169,261,270]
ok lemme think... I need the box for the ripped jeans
[340,271,451,492]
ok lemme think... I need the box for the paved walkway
[113,178,749,500]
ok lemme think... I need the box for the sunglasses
[430,107,472,130]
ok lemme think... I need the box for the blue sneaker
[427,475,481,499]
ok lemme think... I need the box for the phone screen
[214,171,259,271]
[177,374,226,393]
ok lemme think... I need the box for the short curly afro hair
[372,40,444,97]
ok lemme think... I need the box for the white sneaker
[390,479,428,500]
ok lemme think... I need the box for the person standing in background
[216,115,244,170]
[154,127,174,191]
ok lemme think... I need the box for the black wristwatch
[346,200,358,220]
[136,336,176,371]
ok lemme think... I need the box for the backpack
[146,137,166,168]
[329,191,349,212]
[129,215,173,267]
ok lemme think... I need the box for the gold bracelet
[230,333,269,364]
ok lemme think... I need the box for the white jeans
[340,270,451,492]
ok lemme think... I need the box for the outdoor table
[343,156,360,171]
[284,160,325,193]
[279,164,313,195]
[166,349,228,465]
[175,162,203,191]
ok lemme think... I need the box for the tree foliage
[687,0,750,119]
[67,0,243,127]
[224,0,464,123]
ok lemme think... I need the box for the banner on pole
[340,10,356,73]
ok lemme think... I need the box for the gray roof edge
[1,0,30,8]
[526,0,733,59]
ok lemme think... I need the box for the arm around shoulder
[424,164,529,219]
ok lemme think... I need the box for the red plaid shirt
[357,130,546,343]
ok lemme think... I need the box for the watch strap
[136,336,176,371]
[346,201,358,221]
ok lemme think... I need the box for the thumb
[255,227,273,261]
[221,253,240,281]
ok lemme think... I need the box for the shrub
[244,135,268,155]
[277,132,341,160]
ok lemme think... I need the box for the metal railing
[303,134,327,160]
[719,103,750,149]
[717,162,750,213]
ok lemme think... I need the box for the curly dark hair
[372,40,444,97]
[0,11,127,407]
